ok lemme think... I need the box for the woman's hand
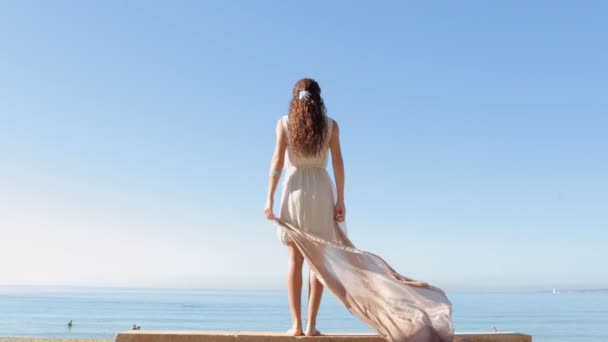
[264,198,276,220]
[335,199,346,222]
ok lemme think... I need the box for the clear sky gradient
[1,1,606,290]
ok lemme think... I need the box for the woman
[265,78,454,342]
[265,78,343,336]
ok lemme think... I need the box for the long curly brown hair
[287,78,328,156]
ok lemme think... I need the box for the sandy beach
[0,339,113,342]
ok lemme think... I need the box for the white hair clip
[298,90,311,100]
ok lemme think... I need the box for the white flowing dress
[274,114,454,342]
[277,115,345,244]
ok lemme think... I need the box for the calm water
[0,286,607,341]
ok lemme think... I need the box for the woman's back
[282,115,333,169]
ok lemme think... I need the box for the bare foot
[305,328,321,336]
[286,327,303,336]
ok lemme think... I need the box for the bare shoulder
[275,117,286,135]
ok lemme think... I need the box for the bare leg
[287,242,304,336]
[305,270,323,336]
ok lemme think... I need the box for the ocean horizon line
[2,284,607,294]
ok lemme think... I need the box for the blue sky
[1,1,606,290]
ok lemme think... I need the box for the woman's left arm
[330,120,346,222]
[265,118,287,220]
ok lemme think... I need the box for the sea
[0,286,606,341]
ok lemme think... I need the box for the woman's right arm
[264,118,287,220]
[330,120,346,222]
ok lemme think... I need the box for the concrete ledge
[115,331,532,342]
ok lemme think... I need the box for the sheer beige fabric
[277,116,341,245]
[275,114,454,341]
[276,219,454,342]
